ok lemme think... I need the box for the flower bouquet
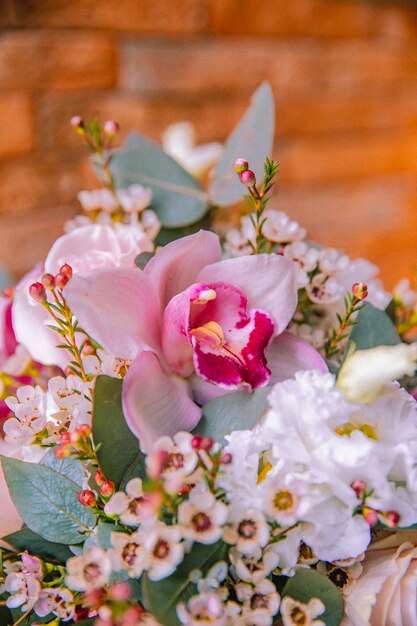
[1,83,417,626]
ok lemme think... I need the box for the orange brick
[276,132,413,184]
[0,157,89,216]
[0,205,78,279]
[0,94,34,157]
[119,38,417,98]
[15,0,210,34]
[0,0,18,27]
[0,31,116,90]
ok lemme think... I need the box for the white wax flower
[337,343,417,403]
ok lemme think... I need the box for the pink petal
[192,309,274,390]
[144,230,221,307]
[45,224,131,275]
[196,254,297,335]
[122,351,202,452]
[189,374,233,405]
[0,443,22,537]
[12,266,69,368]
[266,332,328,384]
[0,297,17,360]
[64,268,161,360]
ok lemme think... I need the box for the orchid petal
[45,224,131,275]
[64,268,160,360]
[122,351,202,452]
[144,230,221,307]
[0,297,17,360]
[266,332,328,384]
[197,254,297,335]
[189,374,233,405]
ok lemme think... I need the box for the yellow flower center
[335,422,378,440]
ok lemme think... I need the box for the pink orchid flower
[65,231,327,451]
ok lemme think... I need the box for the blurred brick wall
[1,0,417,288]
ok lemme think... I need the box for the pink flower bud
[122,606,145,626]
[59,264,73,279]
[78,490,96,507]
[220,452,232,464]
[191,435,213,451]
[363,507,378,526]
[94,469,105,486]
[41,273,55,289]
[103,120,119,137]
[384,510,400,528]
[352,282,368,300]
[54,445,71,459]
[54,273,69,290]
[239,169,256,187]
[100,480,115,497]
[29,282,46,303]
[178,483,192,496]
[78,424,92,437]
[351,479,367,497]
[234,158,249,173]
[70,116,84,129]
[110,581,132,602]
[60,432,72,445]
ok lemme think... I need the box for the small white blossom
[34,587,75,621]
[104,477,158,526]
[5,573,41,611]
[162,122,222,176]
[147,432,199,492]
[116,184,153,214]
[280,596,325,626]
[261,210,306,244]
[143,522,184,581]
[236,578,280,626]
[110,530,148,578]
[229,547,279,584]
[65,546,112,591]
[224,508,270,556]
[178,487,228,545]
[78,188,118,213]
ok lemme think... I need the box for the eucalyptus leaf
[41,448,84,487]
[0,605,12,626]
[1,457,96,544]
[92,376,146,488]
[209,82,275,206]
[193,387,270,443]
[348,302,401,352]
[142,541,228,626]
[281,568,344,626]
[110,132,208,228]
[3,527,72,563]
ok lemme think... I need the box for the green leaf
[92,376,146,488]
[3,527,73,563]
[0,605,12,626]
[110,132,208,228]
[281,568,344,626]
[348,302,401,352]
[193,388,270,443]
[142,541,228,626]
[1,457,96,544]
[209,82,275,206]
[9,608,52,625]
[40,448,84,487]
[156,213,212,247]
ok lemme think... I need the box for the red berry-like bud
[191,435,203,450]
[59,264,73,279]
[385,510,400,528]
[54,273,69,290]
[178,483,192,496]
[239,169,256,187]
[29,282,46,303]
[352,282,368,300]
[100,480,115,497]
[2,286,14,299]
[78,490,96,507]
[220,452,232,464]
[94,469,105,486]
[351,479,367,497]
[41,273,55,289]
[60,432,72,445]
[103,120,119,137]
[122,606,145,626]
[54,445,71,459]
[234,158,249,173]
[363,507,378,526]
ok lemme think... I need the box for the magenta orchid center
[166,282,275,391]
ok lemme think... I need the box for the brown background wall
[1,0,417,289]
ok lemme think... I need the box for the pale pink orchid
[12,224,153,369]
[63,231,327,451]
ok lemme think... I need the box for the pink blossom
[64,231,327,451]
